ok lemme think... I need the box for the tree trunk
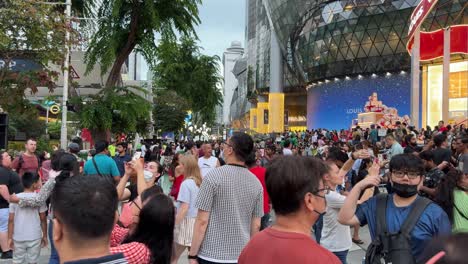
[105,7,139,88]
[91,128,110,143]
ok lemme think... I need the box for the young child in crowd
[8,172,47,264]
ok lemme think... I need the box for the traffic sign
[50,104,61,115]
[69,65,80,79]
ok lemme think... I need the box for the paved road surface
[0,227,370,264]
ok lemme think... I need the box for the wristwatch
[188,255,198,260]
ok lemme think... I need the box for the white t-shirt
[320,191,352,252]
[177,179,200,218]
[9,192,47,241]
[198,156,218,178]
[282,148,293,156]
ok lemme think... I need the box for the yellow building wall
[268,93,285,133]
[249,108,257,132]
[256,102,269,134]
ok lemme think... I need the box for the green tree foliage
[153,90,190,133]
[71,86,152,140]
[83,0,201,88]
[0,0,69,139]
[153,36,223,126]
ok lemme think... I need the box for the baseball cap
[68,143,80,152]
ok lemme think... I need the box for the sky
[195,0,246,59]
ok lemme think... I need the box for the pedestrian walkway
[0,226,369,264]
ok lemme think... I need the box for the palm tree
[83,0,201,88]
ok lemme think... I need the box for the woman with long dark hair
[110,193,175,264]
[435,170,468,233]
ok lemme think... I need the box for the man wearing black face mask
[338,154,451,264]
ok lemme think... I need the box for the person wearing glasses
[239,156,340,264]
[338,154,451,264]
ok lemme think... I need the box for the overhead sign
[49,104,61,115]
[406,0,439,51]
[0,59,42,72]
[408,25,468,60]
[69,65,80,79]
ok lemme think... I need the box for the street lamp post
[60,0,72,148]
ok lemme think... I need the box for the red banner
[407,0,439,43]
[407,25,468,61]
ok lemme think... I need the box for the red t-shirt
[439,126,448,132]
[12,154,39,177]
[170,174,184,199]
[249,167,270,214]
[239,228,340,264]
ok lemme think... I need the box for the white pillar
[410,28,420,129]
[442,27,450,123]
[60,0,72,148]
[270,31,283,93]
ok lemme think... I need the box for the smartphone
[132,151,142,161]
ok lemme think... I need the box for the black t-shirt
[432,148,452,173]
[0,167,24,209]
[404,145,423,154]
[432,148,451,165]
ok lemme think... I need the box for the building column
[410,28,420,129]
[249,107,257,132]
[442,27,450,123]
[269,30,285,133]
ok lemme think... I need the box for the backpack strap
[92,157,103,177]
[18,154,24,171]
[454,203,468,220]
[375,193,389,235]
[400,196,432,237]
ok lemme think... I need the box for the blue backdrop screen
[307,74,411,130]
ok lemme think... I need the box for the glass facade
[424,61,468,127]
[229,58,250,128]
[246,0,271,90]
[259,0,467,84]
[240,0,466,130]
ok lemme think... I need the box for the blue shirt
[83,154,120,177]
[356,194,451,263]
[114,154,131,176]
[388,142,404,160]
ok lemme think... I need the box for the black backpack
[365,194,431,264]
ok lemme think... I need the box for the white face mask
[144,170,154,181]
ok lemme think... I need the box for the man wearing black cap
[83,140,121,184]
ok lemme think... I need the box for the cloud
[196,0,246,58]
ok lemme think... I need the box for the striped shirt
[196,164,264,263]
[453,189,468,233]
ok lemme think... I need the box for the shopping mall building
[228,0,467,132]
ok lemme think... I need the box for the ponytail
[55,170,72,183]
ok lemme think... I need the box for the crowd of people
[0,120,465,264]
